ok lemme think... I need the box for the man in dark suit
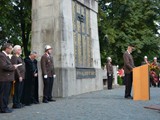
[21,51,39,106]
[0,43,18,113]
[123,44,135,99]
[41,45,56,103]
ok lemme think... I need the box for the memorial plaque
[76,68,96,79]
[72,0,92,68]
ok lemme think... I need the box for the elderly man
[21,51,39,106]
[11,45,25,109]
[41,45,56,103]
[123,44,135,99]
[0,43,18,113]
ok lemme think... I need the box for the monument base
[53,67,103,97]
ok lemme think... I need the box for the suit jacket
[11,55,26,80]
[41,53,55,77]
[24,56,37,79]
[0,52,15,82]
[106,62,113,75]
[123,51,135,74]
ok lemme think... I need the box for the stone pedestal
[113,66,118,86]
[31,0,102,97]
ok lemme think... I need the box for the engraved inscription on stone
[72,0,92,68]
[76,68,96,79]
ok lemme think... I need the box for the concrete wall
[31,0,102,98]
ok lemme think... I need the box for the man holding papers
[11,45,25,109]
[0,43,18,113]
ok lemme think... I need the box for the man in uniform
[106,57,113,89]
[141,56,149,65]
[41,45,56,103]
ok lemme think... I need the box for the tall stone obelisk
[31,0,102,97]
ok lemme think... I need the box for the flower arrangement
[117,69,124,85]
[149,63,160,86]
[149,63,160,74]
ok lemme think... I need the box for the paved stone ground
[0,86,160,120]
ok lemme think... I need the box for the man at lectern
[123,44,135,99]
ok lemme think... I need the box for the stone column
[113,66,118,85]
[31,0,102,98]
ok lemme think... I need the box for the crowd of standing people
[0,43,56,113]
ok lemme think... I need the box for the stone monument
[31,0,102,97]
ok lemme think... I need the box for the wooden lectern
[133,64,150,100]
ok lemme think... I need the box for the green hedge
[118,76,123,85]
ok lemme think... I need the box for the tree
[0,0,31,56]
[98,0,160,67]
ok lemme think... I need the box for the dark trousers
[21,77,33,105]
[107,73,113,89]
[13,80,24,106]
[31,77,38,103]
[0,81,12,110]
[124,72,133,97]
[34,77,39,102]
[43,77,54,100]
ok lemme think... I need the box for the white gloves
[34,73,38,77]
[53,75,56,78]
[44,75,56,78]
[19,77,23,82]
[44,75,48,78]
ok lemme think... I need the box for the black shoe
[19,103,25,108]
[12,104,21,109]
[1,108,13,113]
[125,96,133,99]
[48,99,56,102]
[32,101,39,104]
[42,100,48,103]
[24,103,32,106]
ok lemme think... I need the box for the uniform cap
[107,57,111,60]
[144,56,147,59]
[45,45,52,51]
[154,57,157,60]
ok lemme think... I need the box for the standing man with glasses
[0,43,18,113]
[21,51,39,106]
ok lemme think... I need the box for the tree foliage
[0,0,31,56]
[98,0,160,67]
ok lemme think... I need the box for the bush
[118,76,123,85]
